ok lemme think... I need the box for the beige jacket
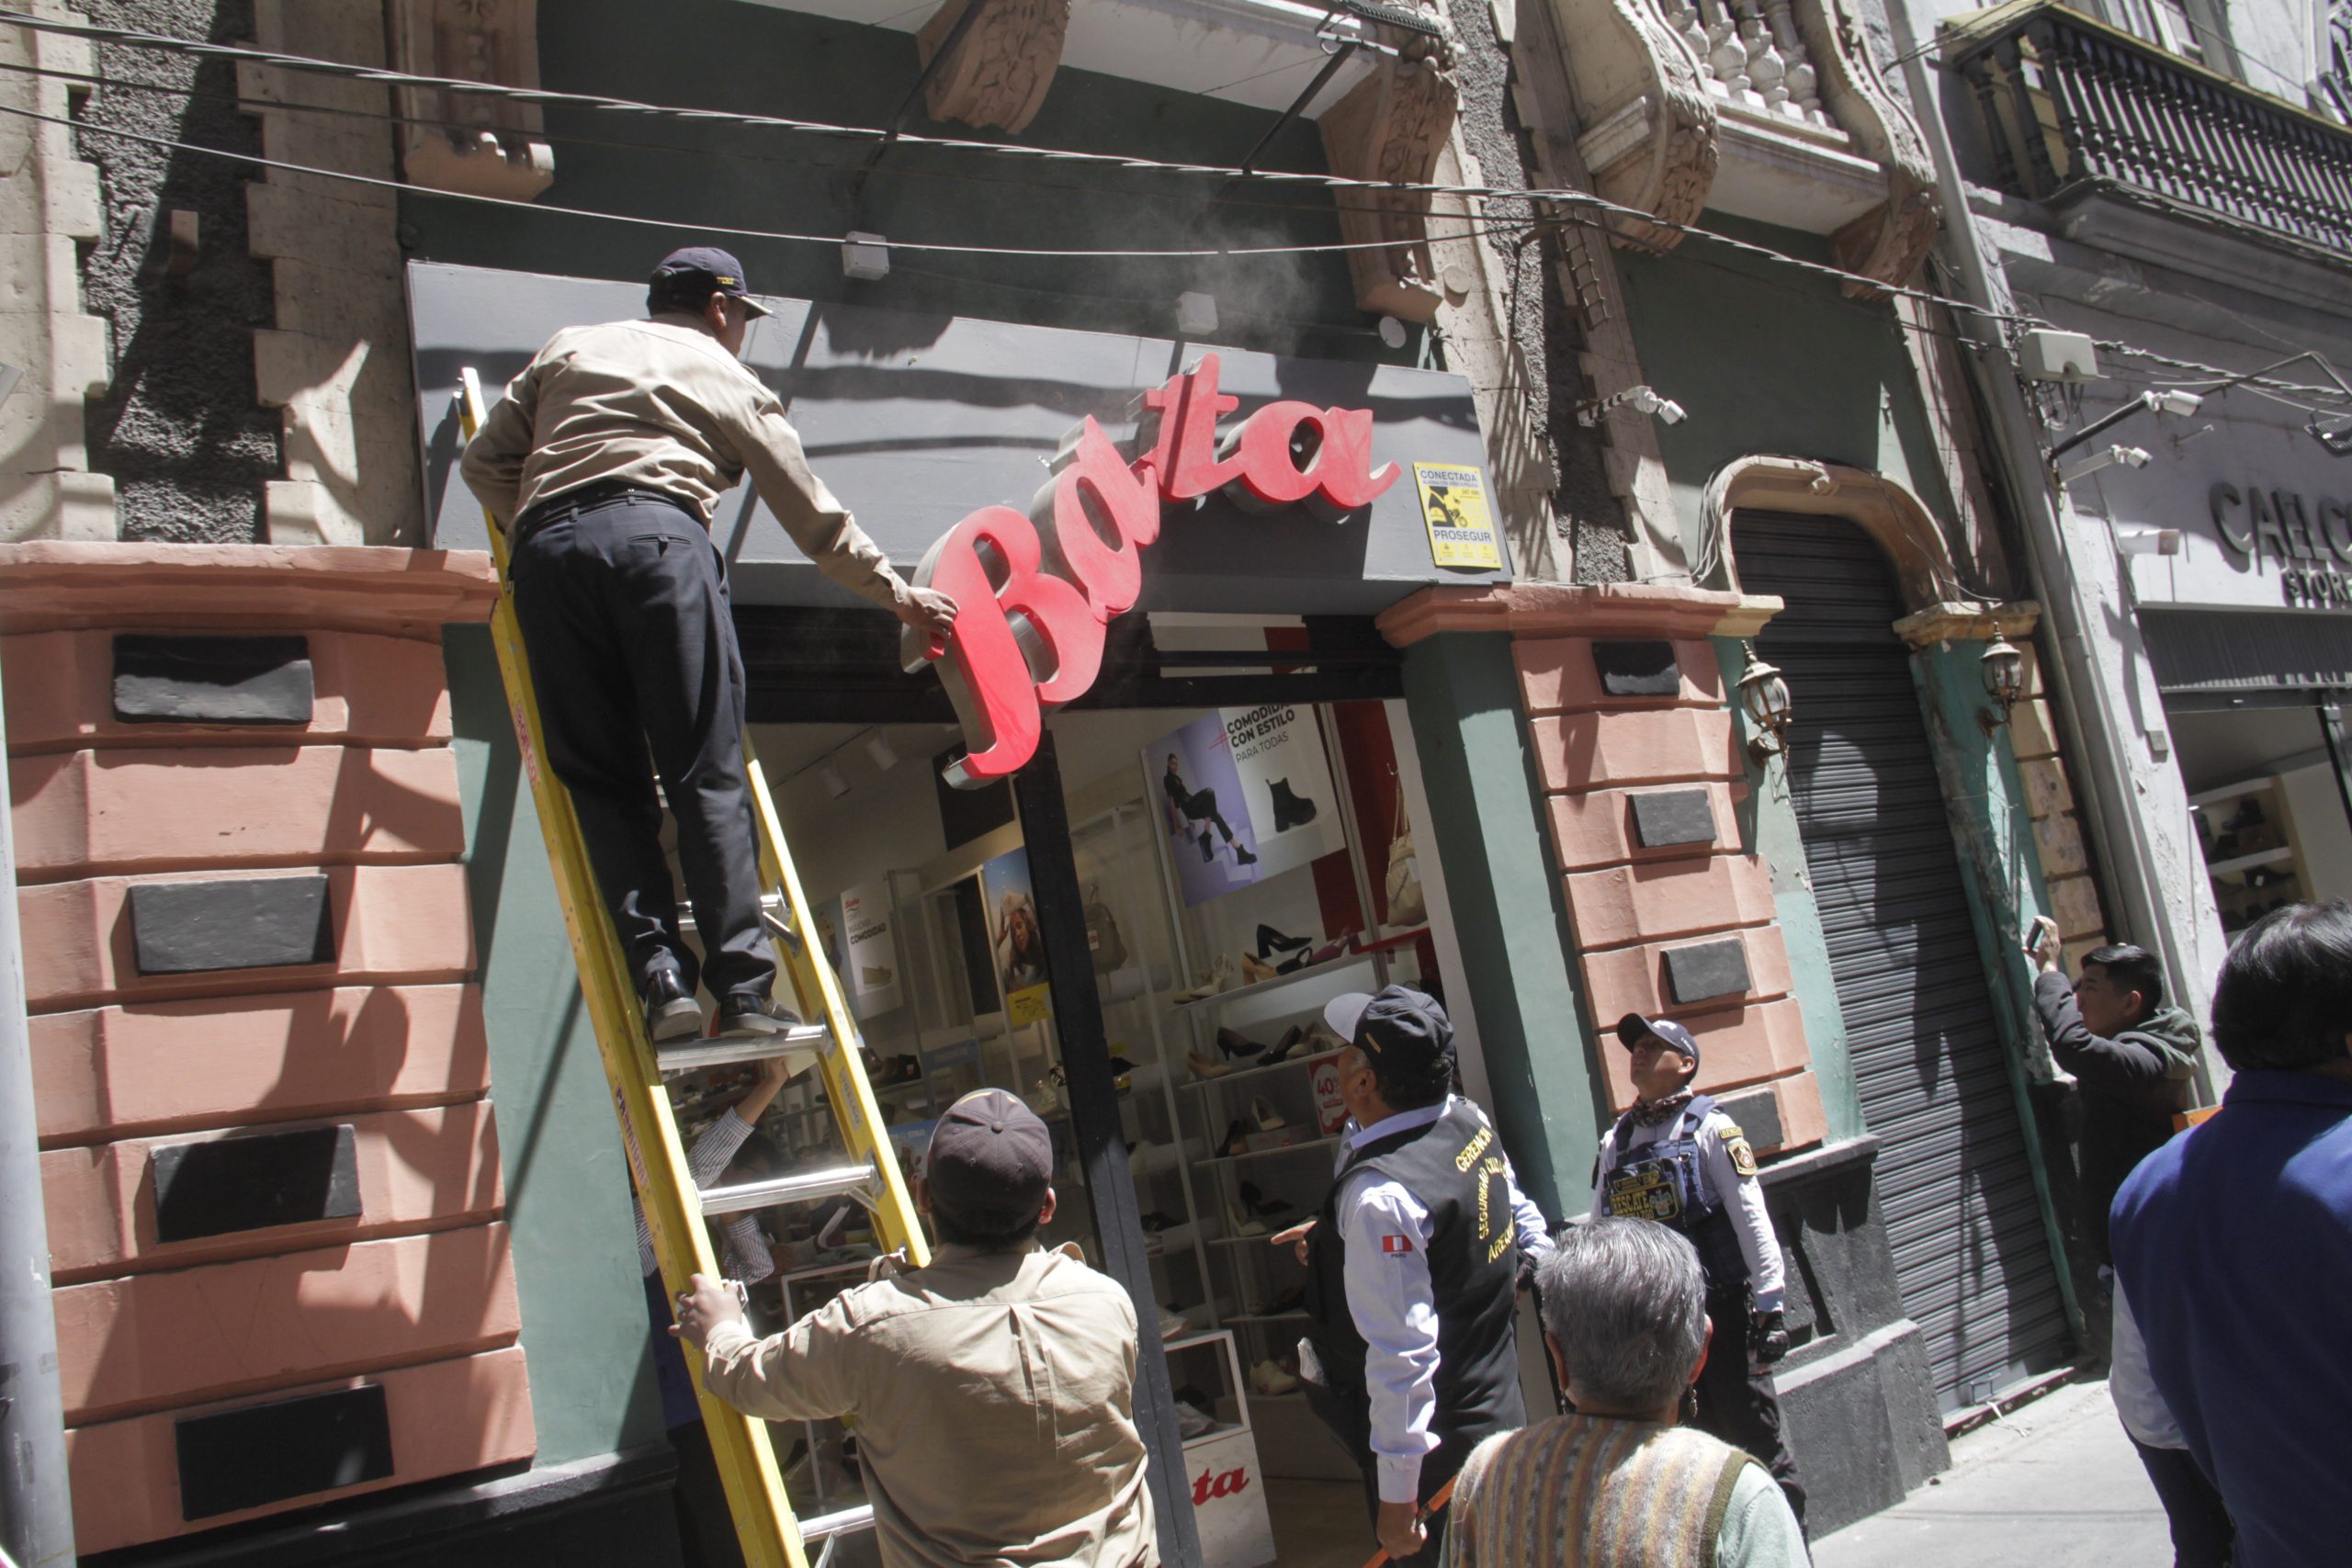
[458,313,911,613]
[701,1242,1158,1568]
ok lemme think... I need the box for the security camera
[2057,444,2151,485]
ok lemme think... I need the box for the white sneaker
[1174,1399,1217,1439]
[1250,1359,1301,1396]
[1158,1308,1192,1340]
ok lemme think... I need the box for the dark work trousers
[1306,1374,1472,1568]
[1696,1284,1807,1529]
[2132,1438,2235,1568]
[643,1273,747,1568]
[509,495,774,1004]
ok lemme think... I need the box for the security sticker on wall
[1414,463,1502,570]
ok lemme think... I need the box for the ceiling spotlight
[842,231,890,281]
[820,763,850,798]
[864,732,899,772]
[2057,444,2151,484]
[1176,291,1218,338]
[1577,384,1687,427]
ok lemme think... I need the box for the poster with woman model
[1151,706,1344,907]
[980,848,1052,1025]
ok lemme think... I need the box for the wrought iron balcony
[1948,0,2352,262]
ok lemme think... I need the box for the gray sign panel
[410,262,1507,615]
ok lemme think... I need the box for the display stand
[2190,777,2310,932]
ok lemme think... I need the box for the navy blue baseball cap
[1616,1011,1701,1068]
[1325,985,1455,1078]
[650,245,772,318]
[925,1089,1052,1234]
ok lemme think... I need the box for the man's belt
[510,479,703,548]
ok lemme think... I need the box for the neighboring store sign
[2209,480,2352,608]
[904,355,1401,788]
[1414,462,1501,570]
[1150,706,1346,908]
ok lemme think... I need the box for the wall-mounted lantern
[1737,643,1792,764]
[1981,634,2027,735]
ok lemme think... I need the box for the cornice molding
[1376,581,1783,645]
[0,545,500,636]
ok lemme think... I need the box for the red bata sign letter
[904,355,1399,787]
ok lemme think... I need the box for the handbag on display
[1085,884,1128,974]
[1385,792,1427,928]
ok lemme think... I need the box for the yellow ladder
[458,370,930,1568]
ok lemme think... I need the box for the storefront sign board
[1185,1426,1276,1568]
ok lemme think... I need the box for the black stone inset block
[1592,639,1681,697]
[1630,788,1718,849]
[130,874,334,976]
[1665,937,1753,1004]
[113,634,313,726]
[1714,1083,1785,1150]
[152,1124,360,1244]
[176,1382,394,1520]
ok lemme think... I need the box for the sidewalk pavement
[1812,1379,2174,1568]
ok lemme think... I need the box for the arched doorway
[1735,510,2073,1411]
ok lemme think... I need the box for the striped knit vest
[1445,1415,1758,1568]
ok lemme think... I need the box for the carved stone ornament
[916,0,1069,136]
[1316,13,1463,322]
[389,0,554,201]
[1797,0,1940,296]
[1548,0,1721,249]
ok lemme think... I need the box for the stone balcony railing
[1662,0,1838,133]
[1948,0,2352,262]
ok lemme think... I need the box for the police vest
[1600,1095,1748,1289]
[1303,1099,1526,1456]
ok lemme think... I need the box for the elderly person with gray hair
[1442,1218,1808,1568]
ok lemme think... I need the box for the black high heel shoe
[1255,924,1312,959]
[1216,1027,1264,1061]
[1219,1117,1249,1157]
[1258,1025,1306,1065]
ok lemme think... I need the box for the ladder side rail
[458,370,808,1568]
[741,750,931,1267]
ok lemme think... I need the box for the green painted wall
[1403,633,1601,1215]
[446,626,666,1465]
[1613,215,1961,560]
[1710,636,1866,1145]
[397,0,1404,364]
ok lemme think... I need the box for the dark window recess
[1630,788,1718,849]
[152,1124,361,1244]
[130,874,334,975]
[176,1383,394,1520]
[934,747,1016,851]
[1664,938,1752,1004]
[1713,1083,1785,1149]
[1591,639,1681,697]
[112,634,313,725]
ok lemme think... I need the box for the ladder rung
[800,1504,876,1543]
[700,1163,874,1216]
[656,1023,833,1076]
[676,891,789,938]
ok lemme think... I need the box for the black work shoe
[1200,830,1215,863]
[644,972,702,1043]
[718,993,802,1035]
[1234,842,1259,865]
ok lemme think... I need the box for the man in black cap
[673,1088,1156,1568]
[462,246,956,1045]
[1589,1012,1804,1525]
[1286,984,1553,1566]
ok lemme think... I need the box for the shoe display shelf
[2190,778,2311,934]
[1156,1326,1279,1568]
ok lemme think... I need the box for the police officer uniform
[461,246,944,1043]
[1301,987,1553,1567]
[1589,1012,1806,1526]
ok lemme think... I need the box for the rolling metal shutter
[1736,513,2073,1411]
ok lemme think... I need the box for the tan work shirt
[458,313,911,613]
[701,1241,1158,1568]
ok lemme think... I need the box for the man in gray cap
[673,1088,1156,1568]
[1286,985,1553,1566]
[1589,1012,1804,1526]
[463,245,956,1046]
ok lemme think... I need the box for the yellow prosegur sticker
[1414,462,1502,570]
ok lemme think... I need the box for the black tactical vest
[1303,1098,1527,1457]
[1599,1094,1748,1289]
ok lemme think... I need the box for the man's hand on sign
[672,1271,745,1351]
[1272,1218,1316,1267]
[898,585,960,652]
[2025,914,2064,976]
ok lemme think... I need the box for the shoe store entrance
[730,611,1448,1568]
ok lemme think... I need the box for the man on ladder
[461,245,957,1043]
